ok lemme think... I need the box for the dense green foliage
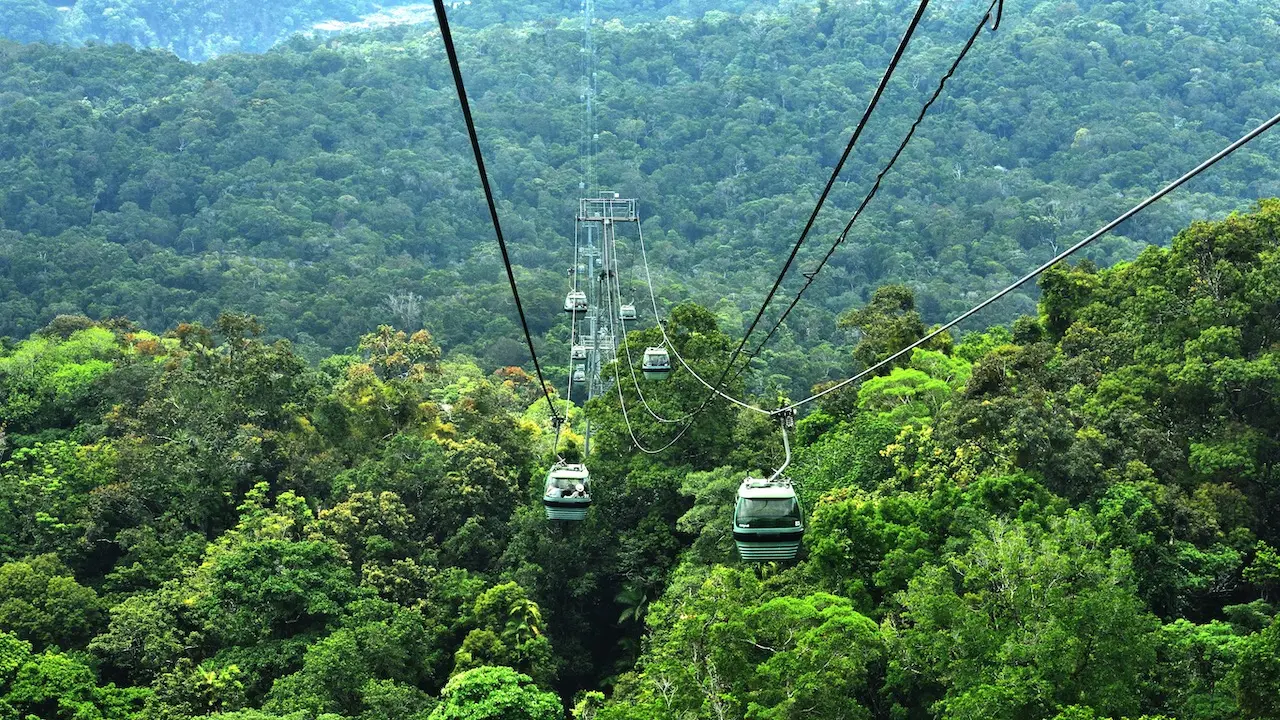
[3,0,1280,715]
[599,202,1280,719]
[1,202,1278,717]
[3,0,1280,399]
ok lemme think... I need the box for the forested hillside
[2,0,1279,398]
[0,200,1278,718]
[0,0,379,59]
[0,0,774,61]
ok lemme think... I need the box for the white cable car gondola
[564,290,587,313]
[733,412,804,561]
[642,346,671,380]
[571,345,587,364]
[572,367,586,384]
[543,462,591,520]
[620,303,637,321]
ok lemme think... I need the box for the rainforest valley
[2,202,1279,720]
[2,0,1280,718]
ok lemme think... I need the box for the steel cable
[734,0,1002,380]
[775,110,1280,415]
[433,0,561,422]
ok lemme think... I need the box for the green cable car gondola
[642,346,671,380]
[733,478,803,560]
[732,410,802,561]
[543,462,591,520]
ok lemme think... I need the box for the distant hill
[0,0,777,61]
[1,0,1278,398]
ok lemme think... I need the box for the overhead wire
[605,211,759,452]
[602,221,702,453]
[773,109,1280,415]
[732,0,1003,382]
[609,222,697,424]
[432,0,561,423]
[613,0,940,434]
[572,220,581,295]
[635,219,772,415]
[436,0,1273,457]
[608,348,692,454]
[556,221,584,452]
[710,0,935,398]
[639,114,1280,422]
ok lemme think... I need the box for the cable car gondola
[564,290,587,313]
[733,411,803,561]
[572,367,586,384]
[543,462,591,520]
[642,346,671,380]
[571,345,587,364]
[620,304,637,321]
[733,478,803,560]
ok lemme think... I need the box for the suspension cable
[555,221,584,452]
[572,219,580,295]
[608,347,694,454]
[635,219,772,415]
[638,112,1280,421]
[773,109,1280,415]
[608,213,766,452]
[711,0,934,397]
[564,222,579,435]
[735,0,1001,378]
[609,223,696,424]
[433,0,561,423]
[602,219,707,452]
[617,0,937,428]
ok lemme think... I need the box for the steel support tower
[573,192,638,454]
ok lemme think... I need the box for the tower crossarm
[577,193,638,223]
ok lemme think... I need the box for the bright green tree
[429,666,561,720]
